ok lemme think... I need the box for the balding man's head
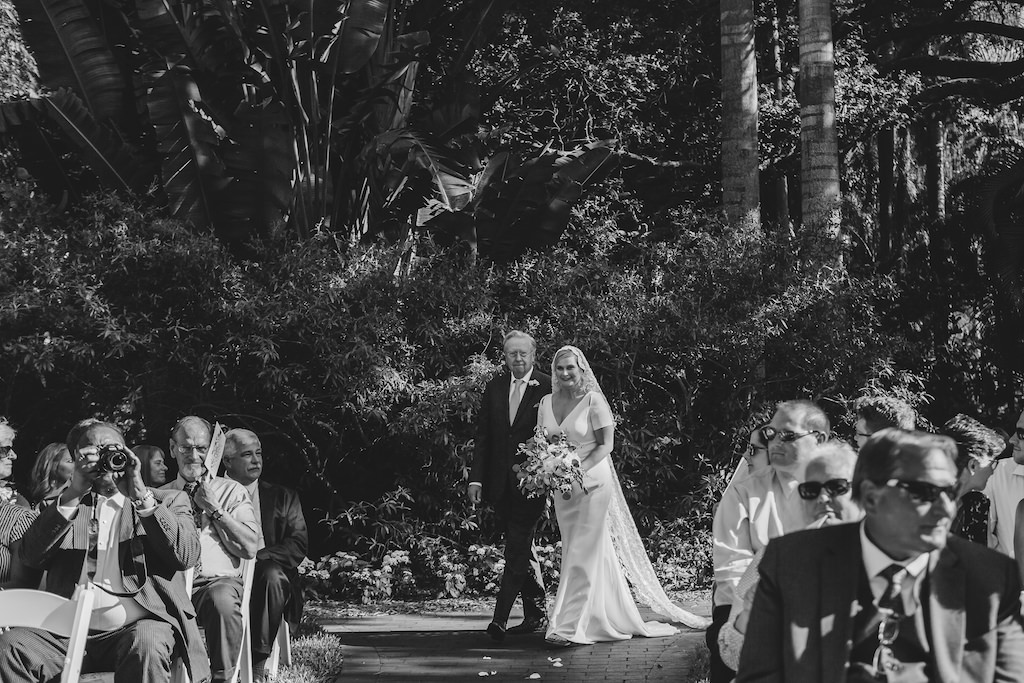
[169,415,212,483]
[223,428,263,486]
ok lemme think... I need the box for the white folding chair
[0,586,94,683]
[265,620,292,678]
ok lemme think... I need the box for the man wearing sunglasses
[983,408,1024,556]
[708,400,829,683]
[738,428,1024,683]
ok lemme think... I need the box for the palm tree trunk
[720,0,760,229]
[768,0,790,232]
[798,0,842,263]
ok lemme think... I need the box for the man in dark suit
[223,428,308,682]
[738,428,1024,683]
[0,420,209,683]
[468,330,552,641]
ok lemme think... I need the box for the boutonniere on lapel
[0,484,15,505]
[527,379,540,387]
[850,600,863,618]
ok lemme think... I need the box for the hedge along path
[321,602,710,681]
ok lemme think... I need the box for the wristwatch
[209,507,225,521]
[132,490,156,509]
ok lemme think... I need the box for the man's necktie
[184,481,203,574]
[877,563,908,617]
[509,379,524,424]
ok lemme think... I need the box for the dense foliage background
[2,0,1024,594]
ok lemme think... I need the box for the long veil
[607,460,710,629]
[551,345,710,630]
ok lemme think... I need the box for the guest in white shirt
[985,407,1024,556]
[707,399,830,683]
[161,415,259,683]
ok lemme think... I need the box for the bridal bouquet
[513,426,586,500]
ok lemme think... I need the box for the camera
[95,444,129,474]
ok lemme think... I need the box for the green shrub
[2,178,1013,593]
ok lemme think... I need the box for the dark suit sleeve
[19,504,74,569]
[736,538,784,683]
[139,489,201,571]
[469,377,495,485]
[995,558,1024,681]
[258,487,308,569]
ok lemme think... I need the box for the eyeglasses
[504,351,532,358]
[1015,427,1024,440]
[173,443,209,456]
[883,478,957,504]
[798,478,851,500]
[872,611,904,678]
[0,446,13,457]
[760,427,821,443]
[745,443,767,457]
[855,431,873,439]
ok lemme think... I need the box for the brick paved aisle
[323,600,710,682]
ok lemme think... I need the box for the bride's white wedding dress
[540,391,708,645]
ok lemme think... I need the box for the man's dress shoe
[486,621,506,642]
[506,616,548,635]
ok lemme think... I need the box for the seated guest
[708,400,829,683]
[162,415,259,683]
[0,420,209,683]
[0,417,30,507]
[0,503,38,588]
[135,444,170,487]
[29,442,74,509]
[985,406,1024,556]
[852,394,915,449]
[223,429,308,681]
[719,440,862,670]
[738,429,1024,683]
[941,414,1003,545]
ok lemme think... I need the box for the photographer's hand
[60,446,101,508]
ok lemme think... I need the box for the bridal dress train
[539,392,709,645]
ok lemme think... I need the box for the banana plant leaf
[146,66,230,228]
[13,0,131,126]
[317,0,391,76]
[218,100,296,239]
[0,89,149,193]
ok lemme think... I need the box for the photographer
[0,420,208,683]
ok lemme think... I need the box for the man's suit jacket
[737,522,1024,683]
[469,369,551,506]
[256,480,307,570]
[20,488,211,683]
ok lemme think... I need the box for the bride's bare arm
[583,425,614,471]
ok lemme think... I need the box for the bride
[539,345,709,646]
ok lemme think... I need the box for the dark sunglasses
[883,478,957,504]
[760,426,821,443]
[798,478,851,500]
[0,445,13,457]
[1016,427,1024,440]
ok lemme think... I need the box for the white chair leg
[61,585,95,683]
[266,620,292,678]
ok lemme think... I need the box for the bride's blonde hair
[551,346,602,397]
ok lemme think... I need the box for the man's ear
[815,432,827,444]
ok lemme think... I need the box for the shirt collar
[511,368,534,388]
[96,489,127,509]
[771,467,802,498]
[1012,463,1024,477]
[860,521,930,579]
[244,480,259,498]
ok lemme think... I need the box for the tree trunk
[798,0,843,263]
[768,0,791,233]
[877,126,895,264]
[926,115,946,221]
[720,0,760,228]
